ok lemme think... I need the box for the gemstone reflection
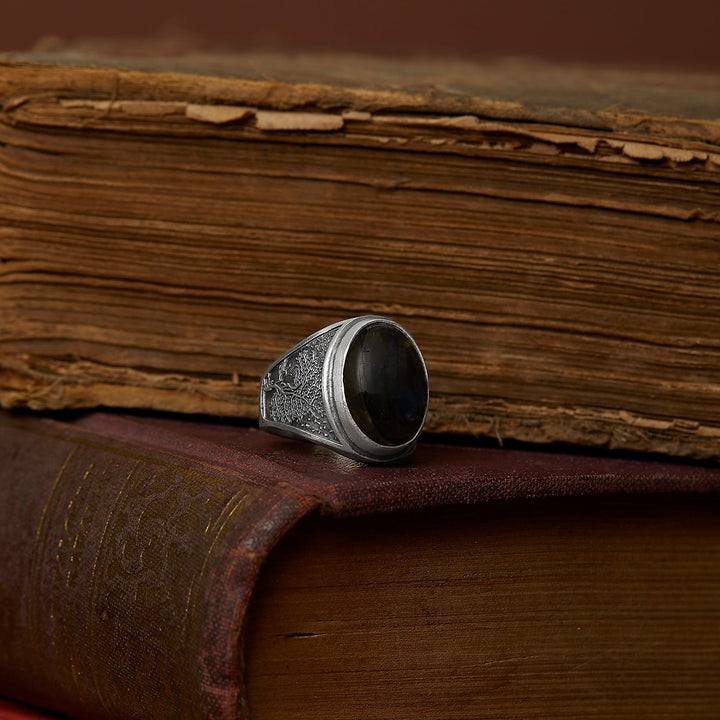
[343,323,428,446]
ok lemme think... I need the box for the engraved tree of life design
[262,329,338,441]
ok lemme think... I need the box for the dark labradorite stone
[343,324,427,446]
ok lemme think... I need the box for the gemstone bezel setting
[323,316,429,463]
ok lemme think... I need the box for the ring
[259,315,429,463]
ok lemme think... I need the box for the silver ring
[259,315,429,463]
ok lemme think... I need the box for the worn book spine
[0,414,304,720]
[2,410,720,720]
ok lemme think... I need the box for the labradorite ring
[259,316,429,463]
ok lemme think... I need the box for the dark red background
[3,0,720,71]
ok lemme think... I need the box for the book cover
[1,410,719,719]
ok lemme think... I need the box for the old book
[1,409,719,720]
[0,54,719,461]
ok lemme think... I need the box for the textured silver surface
[260,327,338,443]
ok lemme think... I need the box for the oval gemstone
[343,323,428,446]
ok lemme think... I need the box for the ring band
[259,316,429,463]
